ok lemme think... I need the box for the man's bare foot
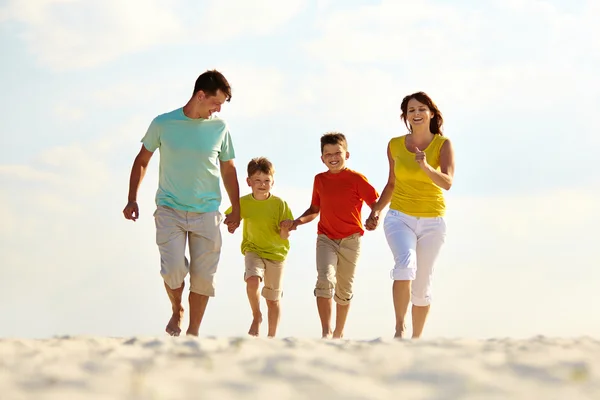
[322,330,333,339]
[166,307,184,336]
[248,313,262,337]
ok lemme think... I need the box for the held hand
[280,219,298,231]
[365,210,380,231]
[224,209,241,234]
[123,201,139,221]
[415,147,428,169]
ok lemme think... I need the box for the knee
[261,287,282,301]
[161,263,187,289]
[189,272,215,297]
[334,292,353,306]
[314,277,334,299]
[411,295,431,307]
[390,249,416,280]
[246,276,261,289]
[266,299,280,308]
[411,285,432,306]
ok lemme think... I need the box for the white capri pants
[383,209,446,306]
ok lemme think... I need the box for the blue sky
[0,0,598,340]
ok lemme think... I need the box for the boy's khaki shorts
[244,252,285,301]
[314,233,361,305]
[154,205,222,297]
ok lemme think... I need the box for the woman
[366,92,455,339]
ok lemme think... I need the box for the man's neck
[182,101,204,119]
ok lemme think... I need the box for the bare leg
[246,276,262,336]
[186,292,209,336]
[317,297,333,338]
[266,299,280,338]
[393,280,411,338]
[164,282,184,336]
[412,305,430,338]
[332,303,350,339]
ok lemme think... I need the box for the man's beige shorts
[244,252,285,301]
[153,205,222,297]
[315,233,361,306]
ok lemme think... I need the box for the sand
[0,335,598,399]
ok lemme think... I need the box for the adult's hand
[123,201,139,221]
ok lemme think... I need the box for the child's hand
[365,210,379,231]
[280,219,297,231]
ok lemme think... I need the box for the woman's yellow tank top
[389,134,448,217]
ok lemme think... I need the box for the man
[123,69,241,336]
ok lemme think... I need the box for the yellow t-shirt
[225,194,294,261]
[389,134,448,217]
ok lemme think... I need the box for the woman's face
[405,98,434,130]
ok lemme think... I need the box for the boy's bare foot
[166,307,184,336]
[332,330,343,339]
[322,330,333,339]
[248,313,262,337]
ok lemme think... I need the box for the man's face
[197,89,227,118]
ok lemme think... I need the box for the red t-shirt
[311,169,379,239]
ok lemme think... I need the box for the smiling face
[321,143,349,173]
[246,172,273,200]
[196,89,227,119]
[406,98,435,131]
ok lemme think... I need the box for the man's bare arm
[123,145,154,221]
[220,159,241,232]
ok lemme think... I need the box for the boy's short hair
[247,157,275,177]
[320,132,348,153]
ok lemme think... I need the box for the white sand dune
[0,336,598,399]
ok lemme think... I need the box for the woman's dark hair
[400,92,443,135]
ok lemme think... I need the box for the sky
[0,0,599,340]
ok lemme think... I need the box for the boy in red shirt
[281,132,379,339]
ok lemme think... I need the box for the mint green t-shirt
[141,108,235,213]
[226,194,294,262]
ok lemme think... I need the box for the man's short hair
[193,69,232,101]
[247,157,275,177]
[320,132,348,153]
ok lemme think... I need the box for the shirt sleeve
[280,199,294,222]
[140,118,161,152]
[355,173,379,205]
[219,125,235,161]
[310,175,320,207]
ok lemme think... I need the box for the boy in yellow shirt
[226,157,294,337]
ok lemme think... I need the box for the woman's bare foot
[248,313,262,337]
[166,307,184,336]
[322,330,333,339]
[394,324,407,339]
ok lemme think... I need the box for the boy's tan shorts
[314,233,361,306]
[154,205,222,297]
[244,252,285,301]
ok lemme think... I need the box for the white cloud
[53,104,85,121]
[201,0,306,40]
[218,65,288,118]
[1,0,183,70]
[1,0,307,70]
[300,0,599,120]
